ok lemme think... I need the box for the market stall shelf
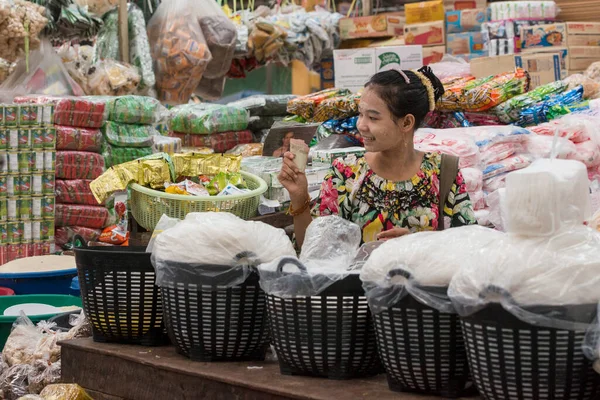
[61,338,480,400]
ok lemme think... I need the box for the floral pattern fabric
[313,152,477,243]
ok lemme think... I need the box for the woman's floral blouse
[312,152,477,243]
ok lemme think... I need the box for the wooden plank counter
[61,339,478,400]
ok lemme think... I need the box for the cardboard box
[446,32,487,55]
[405,0,445,24]
[568,57,596,71]
[489,38,517,56]
[446,9,487,34]
[444,0,487,10]
[485,19,556,40]
[339,14,404,40]
[521,23,567,51]
[404,21,445,46]
[423,46,445,65]
[567,22,600,35]
[515,52,562,88]
[568,34,600,46]
[522,46,568,74]
[333,46,424,92]
[470,55,516,78]
[569,46,600,58]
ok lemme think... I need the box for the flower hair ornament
[411,69,436,112]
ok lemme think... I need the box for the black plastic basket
[266,257,382,379]
[461,302,600,400]
[372,269,472,398]
[159,261,269,362]
[74,244,167,346]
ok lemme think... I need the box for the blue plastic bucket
[0,268,78,295]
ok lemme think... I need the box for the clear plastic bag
[102,142,153,167]
[523,134,577,160]
[56,151,105,180]
[0,364,34,400]
[87,60,141,96]
[55,204,108,229]
[152,135,182,155]
[39,384,93,400]
[530,113,600,144]
[151,212,296,288]
[54,97,108,129]
[565,74,600,100]
[147,0,212,104]
[195,76,226,101]
[56,126,103,153]
[414,128,481,169]
[257,216,362,298]
[55,179,100,206]
[198,0,237,79]
[102,121,156,147]
[74,0,118,17]
[27,360,61,394]
[360,226,503,314]
[504,159,591,237]
[448,225,600,330]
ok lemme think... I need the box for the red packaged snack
[56,151,105,180]
[169,130,253,153]
[55,204,108,229]
[99,225,129,245]
[55,226,102,248]
[55,179,102,205]
[56,126,104,152]
[54,97,108,128]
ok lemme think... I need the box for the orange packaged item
[460,68,530,112]
[437,76,476,111]
[99,225,130,245]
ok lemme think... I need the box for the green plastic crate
[0,294,82,349]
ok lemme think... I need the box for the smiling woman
[279,66,477,247]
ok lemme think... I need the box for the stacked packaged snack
[168,104,252,153]
[0,102,56,265]
[53,96,108,250]
[445,8,488,61]
[102,96,167,167]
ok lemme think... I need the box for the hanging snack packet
[312,94,360,123]
[437,76,476,112]
[290,138,309,172]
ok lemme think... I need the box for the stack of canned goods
[0,103,56,265]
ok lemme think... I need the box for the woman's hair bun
[417,66,445,102]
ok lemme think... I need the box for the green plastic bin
[0,294,82,349]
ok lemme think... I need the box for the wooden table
[61,339,477,400]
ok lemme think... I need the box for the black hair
[364,66,445,128]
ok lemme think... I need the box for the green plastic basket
[0,294,83,349]
[130,171,268,231]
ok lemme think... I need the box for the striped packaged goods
[22,241,33,257]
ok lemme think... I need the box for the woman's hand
[278,152,309,205]
[377,227,410,241]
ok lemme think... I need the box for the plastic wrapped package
[475,209,491,226]
[56,126,103,152]
[0,364,33,400]
[414,129,481,169]
[518,86,585,126]
[26,360,61,394]
[470,190,486,210]
[169,104,249,134]
[102,143,153,167]
[39,384,93,400]
[106,96,166,125]
[55,204,108,229]
[460,68,530,112]
[448,225,600,330]
[586,62,600,82]
[287,88,351,121]
[169,130,253,153]
[247,18,287,64]
[312,94,360,123]
[570,140,600,168]
[482,154,532,180]
[565,74,600,99]
[198,0,237,79]
[152,135,182,154]
[56,226,102,248]
[493,80,568,123]
[195,76,226,101]
[480,142,517,166]
[462,125,532,149]
[73,0,118,17]
[437,76,476,112]
[56,179,99,205]
[151,212,296,288]
[360,225,503,314]
[248,115,284,132]
[56,152,105,180]
[258,216,362,298]
[523,134,577,160]
[505,159,591,237]
[530,113,600,144]
[86,60,141,96]
[226,143,264,157]
[484,173,508,192]
[429,55,471,80]
[54,97,107,129]
[147,0,212,104]
[461,167,483,193]
[102,121,156,147]
[229,95,297,117]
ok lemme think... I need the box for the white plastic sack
[449,226,600,330]
[257,216,362,297]
[359,225,503,314]
[151,212,295,288]
[523,134,577,160]
[505,159,591,236]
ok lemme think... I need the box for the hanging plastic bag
[147,0,212,105]
[74,0,119,17]
[360,226,502,314]
[151,212,296,288]
[195,76,227,101]
[258,216,362,298]
[197,0,237,79]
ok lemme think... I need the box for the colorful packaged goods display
[170,104,249,135]
[102,143,153,167]
[55,179,101,206]
[492,80,568,123]
[0,103,56,265]
[55,204,108,229]
[105,96,166,125]
[102,121,156,147]
[56,151,105,180]
[56,126,103,152]
[53,97,108,128]
[287,89,351,121]
[170,130,253,153]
